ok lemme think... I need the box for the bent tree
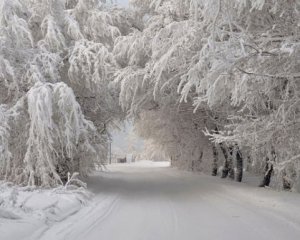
[0,0,300,192]
[119,0,300,190]
[0,0,135,186]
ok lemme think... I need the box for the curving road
[37,161,300,240]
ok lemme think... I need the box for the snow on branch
[68,39,115,91]
[0,82,102,186]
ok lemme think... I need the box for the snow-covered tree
[114,0,226,175]
[0,0,137,186]
[1,0,299,192]
[114,0,300,190]
[176,0,300,189]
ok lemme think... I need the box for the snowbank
[109,160,170,168]
[0,182,91,240]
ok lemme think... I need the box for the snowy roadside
[2,161,300,240]
[0,182,92,240]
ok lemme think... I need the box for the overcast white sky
[111,0,144,159]
[111,121,144,157]
[116,0,128,6]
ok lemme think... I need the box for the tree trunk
[219,142,229,178]
[228,146,235,180]
[191,160,195,171]
[235,146,243,182]
[213,126,234,180]
[259,158,273,187]
[259,148,276,187]
[212,145,218,176]
[220,143,234,179]
[282,170,291,190]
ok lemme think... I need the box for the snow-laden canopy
[0,0,134,186]
[115,0,300,190]
[0,0,299,191]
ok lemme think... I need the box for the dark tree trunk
[259,152,275,187]
[259,148,276,187]
[235,146,243,182]
[228,146,235,180]
[220,143,234,179]
[213,126,234,180]
[212,145,218,176]
[282,170,291,190]
[219,142,229,178]
[191,160,195,171]
[259,158,273,187]
[199,151,203,161]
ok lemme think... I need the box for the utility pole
[109,141,112,164]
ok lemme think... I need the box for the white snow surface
[0,183,91,240]
[1,160,300,240]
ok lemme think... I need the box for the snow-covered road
[34,161,300,240]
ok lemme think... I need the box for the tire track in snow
[36,194,120,240]
[73,195,120,240]
[29,162,300,240]
[167,198,179,236]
